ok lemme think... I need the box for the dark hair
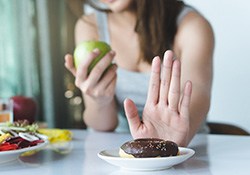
[86,0,184,63]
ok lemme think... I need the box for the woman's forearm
[83,95,118,131]
[187,90,211,144]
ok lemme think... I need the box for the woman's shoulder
[174,7,214,54]
[178,6,213,36]
[75,13,99,44]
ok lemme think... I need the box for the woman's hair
[85,0,184,63]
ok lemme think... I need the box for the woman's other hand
[64,49,117,105]
[124,50,192,147]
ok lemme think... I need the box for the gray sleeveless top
[95,6,209,133]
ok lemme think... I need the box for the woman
[65,0,214,146]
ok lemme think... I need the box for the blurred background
[0,0,249,132]
[0,0,85,128]
[185,0,250,133]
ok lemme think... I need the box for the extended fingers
[159,50,174,103]
[180,81,192,118]
[168,59,181,111]
[147,56,161,105]
[147,51,182,112]
[124,98,141,134]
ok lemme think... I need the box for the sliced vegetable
[0,121,46,152]
[0,142,18,151]
[0,133,11,144]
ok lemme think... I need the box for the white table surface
[0,129,250,175]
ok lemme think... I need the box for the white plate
[0,140,49,164]
[98,147,195,171]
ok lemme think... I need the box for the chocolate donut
[119,138,179,158]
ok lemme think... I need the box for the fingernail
[93,48,100,53]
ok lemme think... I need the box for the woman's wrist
[83,97,118,131]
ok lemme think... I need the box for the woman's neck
[108,9,136,29]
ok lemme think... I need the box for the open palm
[124,50,192,146]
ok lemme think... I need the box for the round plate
[0,140,49,164]
[98,147,195,171]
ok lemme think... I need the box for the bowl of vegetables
[0,120,48,163]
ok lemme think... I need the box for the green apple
[73,41,111,73]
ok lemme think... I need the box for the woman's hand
[64,49,117,105]
[124,50,192,146]
[65,49,118,131]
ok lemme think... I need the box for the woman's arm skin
[176,11,214,143]
[64,15,119,131]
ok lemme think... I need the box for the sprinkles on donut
[119,138,179,158]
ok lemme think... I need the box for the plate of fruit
[0,120,49,164]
